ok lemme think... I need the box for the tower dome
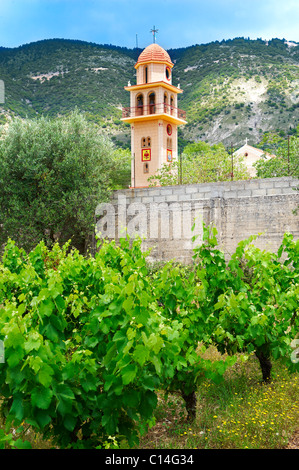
[135,43,173,68]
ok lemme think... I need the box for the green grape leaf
[31,387,53,409]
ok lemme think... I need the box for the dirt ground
[286,429,299,449]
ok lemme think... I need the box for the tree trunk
[181,390,197,422]
[255,350,272,383]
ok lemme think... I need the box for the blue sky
[0,0,299,50]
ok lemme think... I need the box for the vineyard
[0,224,298,449]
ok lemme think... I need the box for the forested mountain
[1,37,299,148]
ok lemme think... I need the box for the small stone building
[234,140,275,177]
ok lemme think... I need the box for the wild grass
[139,351,298,450]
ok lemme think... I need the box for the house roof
[234,143,276,159]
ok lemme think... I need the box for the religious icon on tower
[142,148,151,161]
[167,149,173,162]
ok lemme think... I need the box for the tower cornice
[121,114,186,125]
[135,60,174,69]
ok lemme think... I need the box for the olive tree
[0,110,116,254]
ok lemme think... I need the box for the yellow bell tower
[121,43,186,188]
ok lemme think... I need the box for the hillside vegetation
[1,37,299,148]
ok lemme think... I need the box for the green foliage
[0,428,32,449]
[192,224,299,380]
[0,110,116,254]
[148,141,250,186]
[110,148,131,189]
[152,259,237,402]
[0,226,297,447]
[0,39,134,124]
[0,236,187,448]
[148,161,180,187]
[254,133,299,178]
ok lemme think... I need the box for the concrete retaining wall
[95,177,299,263]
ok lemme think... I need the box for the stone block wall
[95,177,299,263]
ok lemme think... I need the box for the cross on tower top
[150,25,158,43]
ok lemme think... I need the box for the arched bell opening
[136,93,144,116]
[170,95,174,116]
[148,92,156,114]
[164,92,169,113]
